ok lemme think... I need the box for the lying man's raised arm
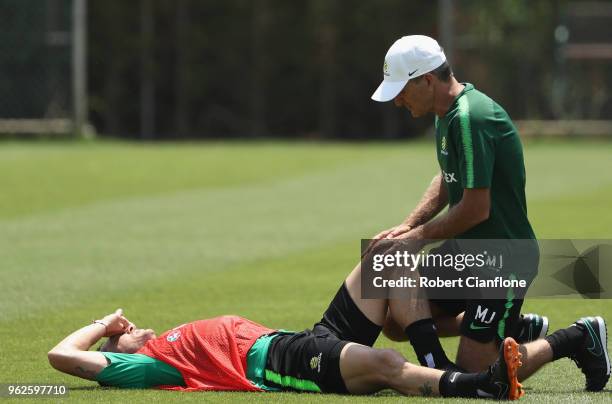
[48,309,128,380]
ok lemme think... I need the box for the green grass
[0,139,611,403]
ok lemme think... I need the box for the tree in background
[87,0,566,139]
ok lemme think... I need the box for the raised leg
[455,336,499,372]
[344,262,387,326]
[517,339,553,381]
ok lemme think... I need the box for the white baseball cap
[371,35,446,102]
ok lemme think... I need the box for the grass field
[0,139,611,403]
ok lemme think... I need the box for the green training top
[96,352,185,388]
[435,83,535,240]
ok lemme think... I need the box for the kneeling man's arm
[403,172,449,229]
[418,187,490,239]
[48,309,128,380]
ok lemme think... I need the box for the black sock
[544,324,585,361]
[439,370,489,398]
[405,318,451,369]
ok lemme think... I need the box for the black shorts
[264,283,382,393]
[425,240,531,344]
[265,324,349,393]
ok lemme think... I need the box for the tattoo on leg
[75,366,97,379]
[419,381,433,396]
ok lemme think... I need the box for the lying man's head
[99,321,156,353]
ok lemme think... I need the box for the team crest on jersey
[166,330,181,342]
[441,135,448,155]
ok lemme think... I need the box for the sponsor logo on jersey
[443,170,457,183]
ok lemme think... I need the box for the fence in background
[0,0,89,136]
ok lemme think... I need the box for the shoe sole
[503,337,524,400]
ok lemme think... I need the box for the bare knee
[341,345,420,395]
[373,349,409,385]
[375,349,429,394]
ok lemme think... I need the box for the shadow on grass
[68,386,132,391]
[67,386,100,391]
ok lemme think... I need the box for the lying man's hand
[97,308,130,337]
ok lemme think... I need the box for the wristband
[92,320,108,333]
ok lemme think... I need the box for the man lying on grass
[48,265,609,399]
[49,312,525,399]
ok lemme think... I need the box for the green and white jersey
[435,83,535,239]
